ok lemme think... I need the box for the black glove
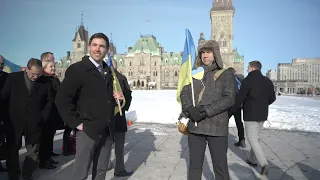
[186,106,207,122]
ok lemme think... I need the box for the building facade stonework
[274,58,320,94]
[56,0,244,89]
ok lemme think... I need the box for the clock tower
[210,0,235,69]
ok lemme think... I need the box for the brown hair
[27,58,42,69]
[89,33,109,48]
[40,52,53,61]
[249,60,262,70]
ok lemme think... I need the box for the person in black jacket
[38,58,64,169]
[55,33,124,180]
[107,59,133,177]
[0,55,8,172]
[231,60,276,177]
[228,67,246,148]
[0,58,53,180]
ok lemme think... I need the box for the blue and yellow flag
[176,29,197,106]
[107,52,126,116]
[3,58,21,73]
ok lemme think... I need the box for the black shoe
[51,152,60,156]
[234,139,246,148]
[39,161,57,169]
[114,170,133,177]
[48,157,59,164]
[246,160,258,167]
[0,165,7,172]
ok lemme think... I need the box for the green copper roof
[233,49,244,62]
[127,35,160,57]
[161,52,182,65]
[112,54,126,67]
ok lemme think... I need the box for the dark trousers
[6,136,40,180]
[63,125,73,153]
[188,133,229,180]
[73,131,113,180]
[233,108,245,141]
[108,132,126,173]
[39,125,56,164]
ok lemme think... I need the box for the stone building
[56,0,244,89]
[210,0,244,75]
[266,69,277,81]
[274,58,320,94]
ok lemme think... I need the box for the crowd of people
[0,33,276,180]
[0,33,133,180]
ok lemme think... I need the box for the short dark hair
[40,52,53,61]
[89,33,109,48]
[249,60,262,70]
[27,58,42,69]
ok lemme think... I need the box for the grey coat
[180,40,236,137]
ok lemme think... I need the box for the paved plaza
[1,123,320,180]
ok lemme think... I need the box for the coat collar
[82,56,112,81]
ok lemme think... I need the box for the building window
[154,61,157,66]
[174,69,178,76]
[129,62,132,66]
[153,69,157,76]
[128,69,133,76]
[141,81,144,87]
[165,58,168,64]
[77,43,81,48]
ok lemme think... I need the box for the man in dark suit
[0,55,8,172]
[55,33,124,180]
[108,59,133,177]
[0,58,53,180]
[231,60,276,177]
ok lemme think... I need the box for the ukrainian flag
[176,29,196,106]
[3,58,21,73]
[107,52,126,116]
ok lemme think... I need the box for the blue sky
[1,0,319,74]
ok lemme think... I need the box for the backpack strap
[213,68,227,81]
[197,68,227,104]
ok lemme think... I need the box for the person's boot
[234,139,246,148]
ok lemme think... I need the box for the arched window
[174,69,178,77]
[137,80,141,87]
[153,69,157,76]
[154,61,157,66]
[133,81,136,86]
[128,69,133,76]
[129,62,132,66]
[165,58,168,64]
[141,81,144,87]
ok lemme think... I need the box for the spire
[81,11,84,26]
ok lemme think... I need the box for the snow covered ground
[125,90,320,133]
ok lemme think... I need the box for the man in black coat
[55,33,124,180]
[0,58,53,180]
[0,55,8,172]
[231,60,276,177]
[228,67,246,148]
[108,59,133,177]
